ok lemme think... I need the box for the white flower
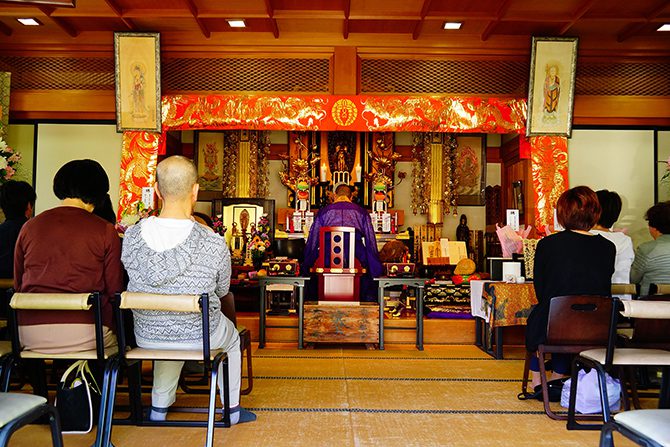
[0,139,6,151]
[0,157,7,170]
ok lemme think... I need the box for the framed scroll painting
[194,131,225,200]
[455,135,486,206]
[526,37,578,137]
[114,32,161,133]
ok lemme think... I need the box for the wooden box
[303,303,379,344]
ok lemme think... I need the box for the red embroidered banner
[118,94,568,225]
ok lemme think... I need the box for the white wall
[568,129,655,248]
[35,124,123,214]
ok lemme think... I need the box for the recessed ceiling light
[658,24,670,31]
[17,18,41,26]
[443,22,462,30]
[227,19,246,28]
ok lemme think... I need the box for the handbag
[560,369,621,414]
[55,360,101,434]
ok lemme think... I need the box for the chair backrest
[545,295,615,346]
[8,292,107,361]
[115,292,212,366]
[649,283,670,295]
[611,283,638,297]
[624,295,670,348]
[315,226,359,271]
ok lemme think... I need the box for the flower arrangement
[116,201,158,233]
[212,215,227,237]
[0,137,21,184]
[247,214,272,265]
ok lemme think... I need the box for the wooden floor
[8,344,643,447]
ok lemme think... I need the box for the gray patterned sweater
[121,221,231,347]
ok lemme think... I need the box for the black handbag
[55,360,101,433]
[517,378,567,402]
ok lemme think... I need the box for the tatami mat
[8,344,642,446]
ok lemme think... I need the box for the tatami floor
[8,344,643,447]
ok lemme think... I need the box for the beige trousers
[19,323,116,354]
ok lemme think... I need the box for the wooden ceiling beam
[343,0,350,39]
[617,0,668,42]
[264,0,279,39]
[102,0,135,31]
[183,0,210,39]
[559,0,598,35]
[481,0,511,41]
[0,20,13,37]
[412,0,432,41]
[38,6,78,38]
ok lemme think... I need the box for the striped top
[630,234,670,296]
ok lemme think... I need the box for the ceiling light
[443,22,462,30]
[17,18,41,26]
[227,19,246,28]
[658,24,670,31]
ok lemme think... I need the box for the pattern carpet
[8,345,641,446]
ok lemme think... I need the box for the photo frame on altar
[194,131,225,196]
[526,36,578,137]
[455,135,486,206]
[211,198,276,248]
[114,32,161,133]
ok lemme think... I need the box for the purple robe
[302,201,383,302]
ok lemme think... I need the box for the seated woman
[590,190,634,298]
[14,159,123,353]
[526,186,615,387]
[631,201,670,295]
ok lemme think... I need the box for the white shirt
[140,216,195,252]
[590,229,635,297]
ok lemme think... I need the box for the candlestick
[355,165,362,181]
[320,163,327,182]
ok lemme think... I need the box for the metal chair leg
[46,404,64,447]
[101,358,120,447]
[520,351,531,395]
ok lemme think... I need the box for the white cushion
[614,410,670,446]
[580,348,670,366]
[0,393,47,428]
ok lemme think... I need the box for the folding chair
[600,409,670,447]
[520,295,615,420]
[567,298,670,430]
[4,292,117,447]
[103,292,231,447]
[0,392,63,447]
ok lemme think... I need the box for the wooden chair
[520,295,615,420]
[312,226,365,302]
[4,292,117,447]
[567,298,670,430]
[0,392,63,447]
[104,292,231,447]
[599,409,670,447]
[180,292,253,396]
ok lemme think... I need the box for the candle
[355,165,362,181]
[320,163,327,182]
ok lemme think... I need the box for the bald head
[156,156,198,200]
[335,184,353,199]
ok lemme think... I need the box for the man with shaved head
[121,155,256,424]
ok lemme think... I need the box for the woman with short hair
[14,159,122,353]
[526,186,615,387]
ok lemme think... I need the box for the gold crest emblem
[331,99,358,127]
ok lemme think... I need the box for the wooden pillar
[333,47,358,95]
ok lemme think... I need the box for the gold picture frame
[114,32,161,133]
[526,36,578,137]
[194,131,225,197]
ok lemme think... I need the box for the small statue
[336,144,349,172]
[456,214,471,253]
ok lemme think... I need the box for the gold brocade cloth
[482,282,538,328]
[530,136,569,231]
[117,131,160,220]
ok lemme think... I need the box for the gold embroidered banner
[530,135,569,231]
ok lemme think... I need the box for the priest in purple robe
[302,184,383,302]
